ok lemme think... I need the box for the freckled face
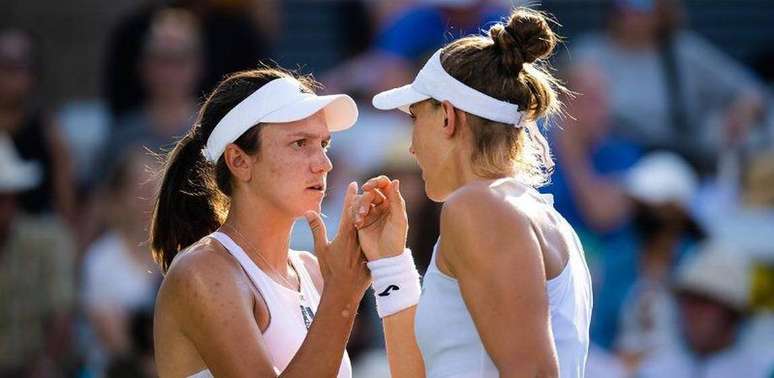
[248,111,333,216]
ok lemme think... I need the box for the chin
[424,180,448,203]
[295,198,323,217]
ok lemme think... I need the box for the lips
[306,183,325,191]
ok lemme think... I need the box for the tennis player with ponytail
[150,68,368,377]
[353,8,593,378]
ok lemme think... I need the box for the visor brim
[372,84,429,114]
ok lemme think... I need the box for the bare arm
[382,306,425,378]
[555,120,632,232]
[160,251,359,378]
[158,183,369,378]
[440,188,559,378]
[354,176,426,378]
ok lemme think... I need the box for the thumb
[304,210,329,254]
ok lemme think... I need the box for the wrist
[367,249,421,318]
[377,246,405,259]
[320,287,360,318]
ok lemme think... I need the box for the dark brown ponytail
[150,67,319,272]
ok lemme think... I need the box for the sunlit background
[0,0,773,377]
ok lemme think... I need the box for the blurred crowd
[1,0,773,377]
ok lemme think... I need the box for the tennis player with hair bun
[352,7,593,378]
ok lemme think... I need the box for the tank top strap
[210,231,280,306]
[427,240,441,274]
[288,250,321,311]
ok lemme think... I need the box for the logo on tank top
[300,305,315,329]
[378,284,400,297]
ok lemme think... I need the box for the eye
[293,139,306,149]
[321,139,331,151]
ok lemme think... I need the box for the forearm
[280,288,357,378]
[382,306,425,378]
[562,152,631,231]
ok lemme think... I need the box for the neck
[446,143,500,196]
[222,192,296,273]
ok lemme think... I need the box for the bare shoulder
[294,250,324,293]
[442,182,532,241]
[440,182,537,272]
[157,237,254,322]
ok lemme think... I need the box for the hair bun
[488,8,557,73]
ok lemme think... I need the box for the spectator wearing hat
[0,133,76,376]
[636,242,774,377]
[592,152,705,355]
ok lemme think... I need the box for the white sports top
[414,179,593,378]
[188,232,352,378]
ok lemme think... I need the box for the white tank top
[188,232,352,378]
[414,181,593,378]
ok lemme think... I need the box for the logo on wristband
[378,284,400,296]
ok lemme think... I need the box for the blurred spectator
[548,62,641,236]
[636,242,774,377]
[323,0,506,97]
[591,151,705,350]
[614,152,704,368]
[81,149,161,375]
[0,27,76,223]
[74,8,204,253]
[103,8,202,167]
[569,0,766,174]
[0,133,76,376]
[104,1,272,119]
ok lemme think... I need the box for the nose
[311,149,333,174]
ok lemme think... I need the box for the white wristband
[367,249,421,318]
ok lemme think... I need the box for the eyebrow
[287,132,331,140]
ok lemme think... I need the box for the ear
[223,144,254,183]
[439,100,463,138]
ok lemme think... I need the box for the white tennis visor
[372,48,525,125]
[202,77,358,162]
